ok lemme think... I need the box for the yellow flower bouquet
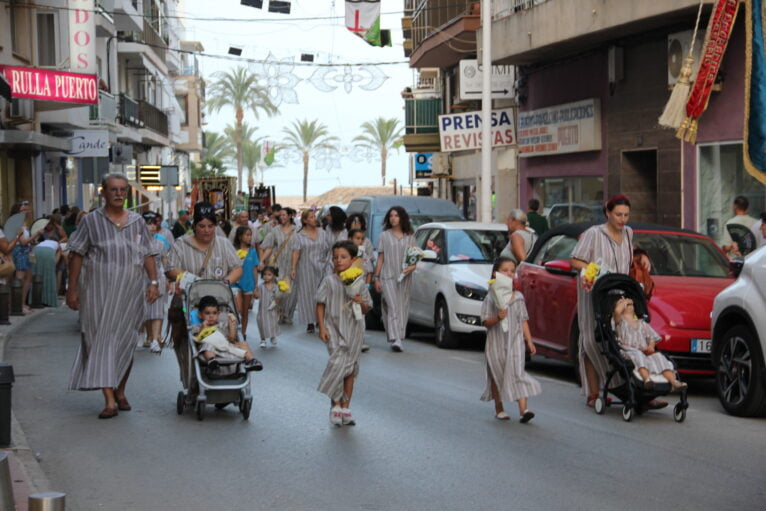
[270,279,292,311]
[339,264,366,320]
[339,266,364,285]
[277,279,291,293]
[236,249,249,259]
[582,262,602,285]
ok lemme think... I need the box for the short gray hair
[507,209,527,225]
[101,172,129,189]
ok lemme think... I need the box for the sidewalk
[0,306,57,511]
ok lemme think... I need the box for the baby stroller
[174,279,254,421]
[590,274,689,422]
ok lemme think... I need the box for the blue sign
[415,153,432,179]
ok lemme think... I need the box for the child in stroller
[191,295,263,373]
[613,296,687,392]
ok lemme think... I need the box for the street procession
[0,1,764,509]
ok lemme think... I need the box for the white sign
[69,0,97,75]
[518,98,602,157]
[438,108,516,153]
[66,130,108,157]
[459,59,515,101]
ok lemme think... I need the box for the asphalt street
[6,306,766,511]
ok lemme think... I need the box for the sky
[181,0,412,199]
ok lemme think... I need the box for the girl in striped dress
[481,257,541,423]
[372,206,416,352]
[317,240,373,427]
[254,266,280,348]
[142,212,169,354]
[290,209,331,333]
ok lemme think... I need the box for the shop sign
[0,65,98,105]
[69,0,97,75]
[66,130,109,157]
[518,98,601,157]
[458,59,515,101]
[414,153,432,179]
[438,108,516,153]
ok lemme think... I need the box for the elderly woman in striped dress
[481,257,541,422]
[260,208,297,323]
[570,195,654,408]
[317,240,373,426]
[290,209,331,334]
[373,206,416,352]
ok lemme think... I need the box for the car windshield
[446,229,509,263]
[633,232,730,277]
[410,215,464,230]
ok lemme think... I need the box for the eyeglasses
[20,201,29,206]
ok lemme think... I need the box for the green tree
[281,119,338,202]
[353,117,404,186]
[207,66,277,192]
[192,131,232,179]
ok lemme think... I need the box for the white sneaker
[270,337,277,346]
[391,341,403,352]
[149,339,162,354]
[329,406,342,427]
[341,408,356,426]
[361,343,370,353]
[259,340,267,349]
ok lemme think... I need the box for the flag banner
[345,0,390,47]
[677,0,740,143]
[744,0,766,184]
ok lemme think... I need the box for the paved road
[6,307,766,510]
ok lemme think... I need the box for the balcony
[114,0,142,33]
[408,0,480,69]
[487,0,714,66]
[89,91,118,126]
[139,100,169,137]
[119,93,143,129]
[403,98,442,153]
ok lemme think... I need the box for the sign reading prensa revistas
[518,98,602,157]
[0,66,98,105]
[438,108,515,152]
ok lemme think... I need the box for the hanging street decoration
[252,52,301,106]
[345,0,391,47]
[308,65,388,93]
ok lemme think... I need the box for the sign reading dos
[438,108,515,153]
[518,98,601,157]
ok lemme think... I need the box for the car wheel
[715,325,766,417]
[434,298,459,349]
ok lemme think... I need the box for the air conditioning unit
[431,152,451,176]
[667,30,704,86]
[9,99,33,120]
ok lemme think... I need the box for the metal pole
[10,278,23,316]
[0,285,10,325]
[480,0,493,223]
[0,452,16,511]
[28,492,66,511]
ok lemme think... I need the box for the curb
[0,307,57,507]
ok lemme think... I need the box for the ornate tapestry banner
[744,0,766,184]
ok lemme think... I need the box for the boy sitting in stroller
[613,296,686,392]
[192,295,263,372]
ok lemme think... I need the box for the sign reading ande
[0,65,98,105]
[438,108,515,153]
[518,98,601,157]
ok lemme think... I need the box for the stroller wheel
[176,391,185,415]
[594,397,606,415]
[240,397,253,421]
[673,403,687,423]
[196,400,206,421]
[622,405,634,422]
[214,402,230,410]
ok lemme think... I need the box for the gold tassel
[684,119,699,144]
[676,117,690,140]
[659,56,695,129]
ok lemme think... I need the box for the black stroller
[591,274,689,422]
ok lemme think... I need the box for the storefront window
[698,143,765,245]
[531,176,604,227]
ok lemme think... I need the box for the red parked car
[517,222,736,376]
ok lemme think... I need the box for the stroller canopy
[591,274,649,323]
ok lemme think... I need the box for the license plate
[691,338,712,353]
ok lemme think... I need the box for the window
[176,94,188,125]
[10,0,33,61]
[698,143,765,246]
[533,234,577,265]
[531,176,604,214]
[445,229,508,263]
[36,12,57,66]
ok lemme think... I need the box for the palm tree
[224,121,258,189]
[281,119,339,202]
[207,66,277,192]
[192,130,233,179]
[242,138,263,189]
[352,117,404,186]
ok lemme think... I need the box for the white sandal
[495,411,510,420]
[149,339,162,354]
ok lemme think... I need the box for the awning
[0,130,72,151]
[0,74,10,102]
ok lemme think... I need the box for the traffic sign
[414,153,432,179]
[459,59,515,101]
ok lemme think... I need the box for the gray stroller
[174,279,255,421]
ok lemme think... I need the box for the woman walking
[373,206,417,352]
[500,209,537,265]
[260,208,297,323]
[142,212,169,353]
[290,209,331,333]
[9,202,34,310]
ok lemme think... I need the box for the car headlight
[455,282,487,301]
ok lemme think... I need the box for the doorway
[621,150,658,223]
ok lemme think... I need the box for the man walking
[172,210,192,239]
[527,198,549,235]
[228,210,255,246]
[66,173,160,419]
[721,195,757,257]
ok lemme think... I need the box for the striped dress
[261,226,297,318]
[377,230,416,343]
[144,236,169,321]
[68,208,157,390]
[256,282,280,339]
[316,273,373,401]
[290,228,331,324]
[167,234,242,280]
[616,319,674,374]
[480,292,542,402]
[325,227,348,273]
[571,224,634,397]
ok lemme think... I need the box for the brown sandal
[98,407,119,419]
[116,397,132,411]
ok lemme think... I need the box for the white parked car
[711,246,766,416]
[409,222,509,348]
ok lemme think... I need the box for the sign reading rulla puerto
[0,66,98,105]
